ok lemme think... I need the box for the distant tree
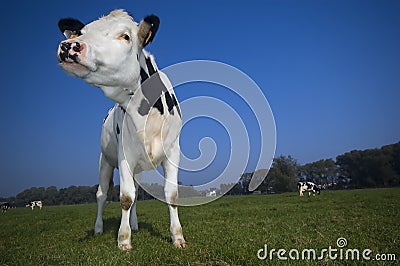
[301,159,338,185]
[267,155,299,193]
[220,181,243,196]
[254,169,273,193]
[44,186,58,205]
[240,173,253,194]
[179,185,201,198]
[336,142,400,188]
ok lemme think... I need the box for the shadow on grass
[79,216,120,242]
[138,221,170,243]
[78,217,169,243]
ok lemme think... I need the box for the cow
[297,182,321,196]
[57,9,185,251]
[1,202,10,213]
[26,201,43,210]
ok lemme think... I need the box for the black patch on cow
[171,94,181,117]
[140,67,149,83]
[116,124,120,135]
[60,42,71,52]
[165,91,174,114]
[103,113,109,124]
[120,106,126,114]
[138,99,151,116]
[153,98,164,115]
[59,42,71,62]
[145,57,156,75]
[69,53,79,63]
[139,72,167,116]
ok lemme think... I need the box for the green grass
[1,188,399,265]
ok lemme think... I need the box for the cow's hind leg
[94,153,114,235]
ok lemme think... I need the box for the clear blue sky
[1,0,399,197]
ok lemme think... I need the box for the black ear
[58,18,85,39]
[138,15,160,47]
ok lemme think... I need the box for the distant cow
[1,202,10,213]
[297,182,320,196]
[26,201,43,210]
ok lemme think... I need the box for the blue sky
[0,0,399,197]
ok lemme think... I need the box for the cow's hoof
[173,238,186,248]
[118,243,132,251]
[94,220,103,235]
[94,228,103,235]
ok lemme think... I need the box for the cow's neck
[100,83,139,110]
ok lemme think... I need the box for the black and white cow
[26,201,43,210]
[1,202,10,213]
[57,10,185,251]
[297,182,321,196]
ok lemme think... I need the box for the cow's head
[57,10,159,90]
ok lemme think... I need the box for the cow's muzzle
[58,41,85,63]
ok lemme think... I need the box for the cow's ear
[137,15,160,47]
[58,18,85,39]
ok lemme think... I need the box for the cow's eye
[119,33,130,41]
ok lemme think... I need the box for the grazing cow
[206,190,217,197]
[1,202,10,213]
[57,9,185,250]
[297,182,321,196]
[26,201,43,210]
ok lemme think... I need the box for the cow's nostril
[73,42,82,52]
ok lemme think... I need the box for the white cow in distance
[297,182,321,196]
[1,202,10,213]
[57,9,185,251]
[26,201,43,210]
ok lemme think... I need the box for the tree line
[1,182,202,207]
[1,184,155,208]
[1,142,399,205]
[226,141,400,195]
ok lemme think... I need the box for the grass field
[1,188,399,265]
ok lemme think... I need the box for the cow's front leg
[118,159,136,251]
[95,153,114,235]
[129,175,140,232]
[162,152,186,248]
